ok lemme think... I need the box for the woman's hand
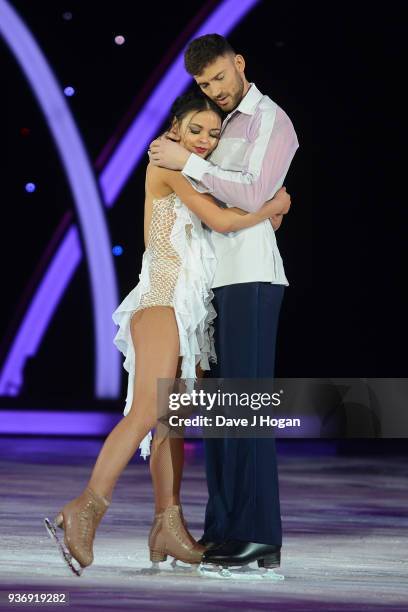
[259,187,291,220]
[270,214,283,231]
[271,186,291,214]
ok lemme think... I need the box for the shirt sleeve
[182,106,300,212]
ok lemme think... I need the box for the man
[149,34,299,569]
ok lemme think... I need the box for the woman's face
[177,110,221,158]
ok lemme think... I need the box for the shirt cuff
[183,174,210,194]
[182,152,212,182]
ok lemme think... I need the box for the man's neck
[226,81,252,120]
[228,81,251,117]
[241,80,251,98]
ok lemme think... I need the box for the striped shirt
[182,83,299,288]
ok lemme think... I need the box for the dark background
[1,0,406,408]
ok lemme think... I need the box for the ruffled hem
[112,195,217,460]
[170,197,217,385]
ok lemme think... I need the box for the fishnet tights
[149,431,184,513]
[150,362,188,512]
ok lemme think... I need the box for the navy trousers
[203,282,285,545]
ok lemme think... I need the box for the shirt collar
[226,83,263,120]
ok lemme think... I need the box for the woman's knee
[125,407,157,432]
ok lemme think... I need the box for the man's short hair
[184,33,235,76]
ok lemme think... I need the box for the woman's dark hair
[169,89,224,127]
[184,34,235,76]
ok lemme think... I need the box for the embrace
[44,33,299,577]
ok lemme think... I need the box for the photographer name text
[168,414,300,429]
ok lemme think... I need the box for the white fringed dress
[112,192,217,458]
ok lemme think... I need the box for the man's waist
[211,269,289,289]
[210,222,277,251]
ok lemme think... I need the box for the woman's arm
[158,168,288,233]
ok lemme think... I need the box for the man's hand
[148,135,190,170]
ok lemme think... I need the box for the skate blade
[139,559,201,577]
[198,563,285,581]
[43,518,83,577]
[170,558,200,572]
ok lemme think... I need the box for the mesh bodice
[147,192,180,260]
[138,192,182,310]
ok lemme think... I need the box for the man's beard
[226,77,245,112]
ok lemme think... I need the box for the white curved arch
[0,0,120,396]
[0,0,260,402]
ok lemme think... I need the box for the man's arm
[181,107,299,213]
[149,166,290,234]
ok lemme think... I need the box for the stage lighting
[64,86,75,97]
[112,245,123,256]
[25,182,36,192]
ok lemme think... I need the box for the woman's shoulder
[146,162,174,198]
[146,161,164,182]
[146,162,178,182]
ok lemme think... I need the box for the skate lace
[78,499,99,544]
[168,509,193,548]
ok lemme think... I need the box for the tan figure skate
[148,505,204,566]
[44,487,110,576]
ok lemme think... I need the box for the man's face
[194,54,245,113]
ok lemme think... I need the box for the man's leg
[202,286,228,542]
[203,282,285,545]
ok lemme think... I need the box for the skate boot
[199,540,285,581]
[44,487,110,576]
[148,505,204,567]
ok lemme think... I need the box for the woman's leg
[149,358,183,513]
[147,362,206,564]
[149,361,205,514]
[49,306,206,572]
[150,431,184,513]
[86,306,180,501]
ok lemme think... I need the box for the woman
[44,91,290,576]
